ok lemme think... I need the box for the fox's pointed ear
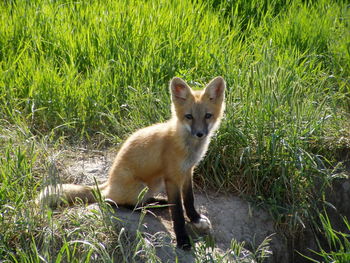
[205,76,226,101]
[170,77,191,101]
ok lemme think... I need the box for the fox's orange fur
[37,76,226,249]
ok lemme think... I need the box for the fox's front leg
[183,175,211,231]
[165,179,191,250]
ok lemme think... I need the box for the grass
[0,0,349,261]
[302,211,350,262]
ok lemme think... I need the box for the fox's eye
[205,113,213,119]
[185,114,193,120]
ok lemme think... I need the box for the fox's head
[170,76,225,139]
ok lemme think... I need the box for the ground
[44,148,292,262]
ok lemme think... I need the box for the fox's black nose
[196,132,204,138]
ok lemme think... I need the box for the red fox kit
[37,76,226,249]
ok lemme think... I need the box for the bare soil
[50,148,291,262]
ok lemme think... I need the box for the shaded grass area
[1,0,349,261]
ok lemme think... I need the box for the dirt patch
[49,149,290,262]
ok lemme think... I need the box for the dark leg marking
[166,181,191,250]
[183,178,201,223]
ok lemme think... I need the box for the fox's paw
[177,235,191,250]
[192,215,212,232]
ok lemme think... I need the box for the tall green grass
[303,212,350,262]
[0,0,349,261]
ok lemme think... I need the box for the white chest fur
[181,138,210,172]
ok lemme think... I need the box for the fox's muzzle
[191,120,208,139]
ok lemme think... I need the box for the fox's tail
[36,182,107,208]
